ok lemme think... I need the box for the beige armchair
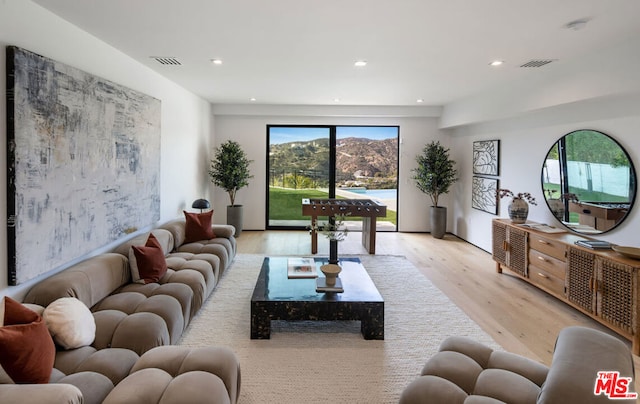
[400,326,636,403]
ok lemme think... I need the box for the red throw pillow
[0,297,55,384]
[184,210,215,243]
[131,233,168,284]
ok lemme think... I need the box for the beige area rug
[178,254,499,404]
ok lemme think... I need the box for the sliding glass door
[268,126,332,228]
[267,125,398,231]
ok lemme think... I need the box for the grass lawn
[268,187,397,225]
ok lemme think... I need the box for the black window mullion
[329,126,336,198]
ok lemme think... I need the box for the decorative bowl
[612,246,640,260]
[320,264,342,286]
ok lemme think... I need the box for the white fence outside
[543,160,631,198]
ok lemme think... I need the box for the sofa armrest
[161,218,235,247]
[0,383,83,404]
[539,326,636,403]
[212,224,235,239]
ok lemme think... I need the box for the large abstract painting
[473,140,500,176]
[6,46,161,285]
[472,176,499,215]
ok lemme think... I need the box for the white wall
[441,29,640,253]
[0,1,213,298]
[447,95,640,253]
[211,106,447,233]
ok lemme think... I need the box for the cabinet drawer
[529,264,565,297]
[529,236,565,261]
[529,249,566,279]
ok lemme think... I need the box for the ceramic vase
[329,239,339,264]
[320,264,342,286]
[508,198,529,224]
[227,205,243,237]
[430,206,447,239]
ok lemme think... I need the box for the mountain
[269,137,398,182]
[336,137,398,178]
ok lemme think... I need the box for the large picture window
[266,125,399,231]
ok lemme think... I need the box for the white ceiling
[32,0,640,107]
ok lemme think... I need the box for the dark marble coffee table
[250,257,384,340]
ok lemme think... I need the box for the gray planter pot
[430,206,447,239]
[227,205,244,237]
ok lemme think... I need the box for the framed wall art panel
[6,46,161,285]
[473,140,500,176]
[472,176,499,215]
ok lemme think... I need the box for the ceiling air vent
[520,59,556,68]
[151,57,182,66]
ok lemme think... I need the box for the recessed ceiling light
[333,98,341,102]
[354,60,367,67]
[211,59,223,65]
[250,97,256,102]
[489,60,504,67]
[416,99,424,103]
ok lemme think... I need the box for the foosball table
[302,198,387,254]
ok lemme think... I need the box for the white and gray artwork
[7,46,161,285]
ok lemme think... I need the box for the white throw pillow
[43,297,96,350]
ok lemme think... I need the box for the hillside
[336,137,398,178]
[269,137,398,186]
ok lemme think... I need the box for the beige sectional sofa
[0,218,240,404]
[400,326,637,403]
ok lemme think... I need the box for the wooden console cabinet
[492,218,640,354]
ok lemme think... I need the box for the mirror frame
[541,129,637,234]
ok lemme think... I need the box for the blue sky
[336,126,398,140]
[269,126,398,144]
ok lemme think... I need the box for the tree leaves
[411,141,458,207]
[209,140,253,206]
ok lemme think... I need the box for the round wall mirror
[541,129,636,234]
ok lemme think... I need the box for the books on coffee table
[287,257,317,278]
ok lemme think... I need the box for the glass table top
[252,257,384,303]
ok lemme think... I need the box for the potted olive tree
[411,141,458,239]
[208,140,253,236]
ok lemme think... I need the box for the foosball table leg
[311,216,318,254]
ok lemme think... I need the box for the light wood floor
[237,230,639,390]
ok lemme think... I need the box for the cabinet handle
[537,272,549,279]
[594,279,602,292]
[537,256,547,262]
[538,239,549,244]
[503,240,508,251]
